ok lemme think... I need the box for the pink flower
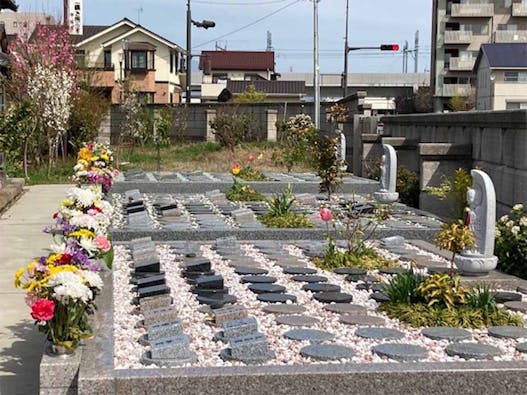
[319,207,333,222]
[25,292,37,307]
[247,154,255,162]
[94,235,111,252]
[31,299,55,322]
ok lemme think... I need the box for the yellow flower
[78,159,89,167]
[231,163,241,175]
[14,267,24,288]
[257,153,263,160]
[69,229,96,239]
[61,199,74,207]
[78,148,92,161]
[101,154,109,161]
[90,156,99,162]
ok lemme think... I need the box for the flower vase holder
[40,340,82,394]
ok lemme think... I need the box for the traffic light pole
[313,0,320,129]
[343,0,350,98]
[186,0,192,104]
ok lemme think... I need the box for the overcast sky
[15,0,432,74]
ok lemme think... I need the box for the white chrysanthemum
[69,213,100,232]
[79,237,97,254]
[520,217,527,227]
[50,242,67,253]
[500,215,509,222]
[506,220,514,228]
[68,187,98,208]
[511,226,520,235]
[48,271,93,303]
[513,204,524,211]
[495,229,501,237]
[96,200,114,216]
[81,271,104,290]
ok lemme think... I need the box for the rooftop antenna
[266,30,273,51]
[135,5,143,24]
[215,41,227,51]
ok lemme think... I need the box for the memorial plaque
[143,305,178,327]
[212,305,248,326]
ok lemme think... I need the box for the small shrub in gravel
[225,179,266,202]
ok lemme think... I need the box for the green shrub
[312,248,397,271]
[273,114,316,172]
[259,212,313,228]
[267,184,296,217]
[417,273,467,309]
[397,166,419,208]
[384,271,425,304]
[210,108,258,150]
[311,134,346,199]
[495,204,527,279]
[466,284,497,314]
[379,302,522,329]
[225,179,265,202]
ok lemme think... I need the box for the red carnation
[52,212,58,219]
[57,253,72,266]
[31,299,55,322]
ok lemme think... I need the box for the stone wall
[108,102,335,144]
[381,110,527,217]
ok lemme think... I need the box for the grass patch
[312,249,398,271]
[259,212,313,228]
[11,158,76,185]
[379,302,524,329]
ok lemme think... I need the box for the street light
[186,0,215,104]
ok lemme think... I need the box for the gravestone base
[373,191,399,204]
[39,341,81,395]
[454,254,498,275]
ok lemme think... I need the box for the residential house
[0,0,17,111]
[0,11,55,40]
[199,50,281,101]
[474,42,527,110]
[72,18,185,104]
[431,0,527,111]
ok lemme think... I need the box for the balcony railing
[449,57,476,71]
[451,3,494,17]
[442,83,473,97]
[512,3,527,17]
[444,30,473,44]
[495,30,527,42]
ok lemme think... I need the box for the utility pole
[414,30,419,73]
[313,0,320,129]
[266,30,273,51]
[63,0,68,26]
[402,40,408,73]
[342,0,350,98]
[186,0,192,104]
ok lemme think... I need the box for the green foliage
[427,168,473,220]
[210,108,258,150]
[414,86,433,113]
[273,114,317,172]
[379,302,522,329]
[312,134,345,199]
[233,84,267,103]
[466,284,497,314]
[68,88,110,151]
[267,184,296,217]
[495,204,527,279]
[313,248,397,271]
[417,274,467,309]
[397,166,419,208]
[435,220,475,273]
[225,179,265,202]
[236,167,268,181]
[259,212,313,228]
[384,271,425,304]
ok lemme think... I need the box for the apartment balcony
[449,57,476,71]
[495,30,527,42]
[442,83,473,97]
[512,3,527,17]
[451,3,494,17]
[444,30,473,44]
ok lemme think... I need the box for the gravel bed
[113,244,527,369]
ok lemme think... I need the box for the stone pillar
[205,109,216,142]
[266,109,278,142]
[96,109,111,145]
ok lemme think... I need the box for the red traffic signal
[380,44,400,51]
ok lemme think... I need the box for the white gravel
[112,244,527,369]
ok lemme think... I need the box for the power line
[194,0,301,48]
[193,0,287,5]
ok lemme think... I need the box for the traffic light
[380,44,400,51]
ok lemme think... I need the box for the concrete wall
[381,110,527,216]
[109,102,334,144]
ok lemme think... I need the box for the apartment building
[431,0,527,111]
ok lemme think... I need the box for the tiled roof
[199,50,274,71]
[70,25,108,44]
[227,80,305,95]
[479,43,527,69]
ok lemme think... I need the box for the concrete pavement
[0,185,70,395]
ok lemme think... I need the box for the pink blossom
[94,235,111,252]
[319,207,333,222]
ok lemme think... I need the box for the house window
[131,50,147,69]
[149,51,155,70]
[75,50,85,67]
[103,50,112,69]
[212,73,228,83]
[504,71,527,82]
[136,92,154,104]
[506,102,527,110]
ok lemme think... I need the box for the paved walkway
[0,185,70,395]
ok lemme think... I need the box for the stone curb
[0,178,25,213]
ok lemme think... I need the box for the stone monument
[373,144,398,204]
[454,169,498,275]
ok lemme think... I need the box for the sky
[14,0,432,74]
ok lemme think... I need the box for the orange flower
[231,163,241,175]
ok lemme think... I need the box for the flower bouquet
[15,257,103,353]
[73,142,118,193]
